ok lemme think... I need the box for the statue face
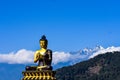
[40,40,47,48]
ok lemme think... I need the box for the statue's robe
[26,49,52,71]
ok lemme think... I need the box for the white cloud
[52,52,71,65]
[0,50,73,64]
[89,46,120,58]
[0,49,34,64]
[0,46,120,65]
[0,49,87,65]
[52,51,88,65]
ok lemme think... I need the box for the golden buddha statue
[22,35,56,80]
[34,35,52,70]
[26,35,52,71]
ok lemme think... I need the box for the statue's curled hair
[39,35,48,44]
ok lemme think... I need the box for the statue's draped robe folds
[36,49,52,70]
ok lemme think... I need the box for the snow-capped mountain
[53,46,120,69]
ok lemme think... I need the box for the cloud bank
[52,51,87,65]
[0,49,34,64]
[0,49,86,65]
[0,46,120,65]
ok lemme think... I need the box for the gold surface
[22,71,56,80]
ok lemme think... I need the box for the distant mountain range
[0,46,120,80]
[55,51,120,80]
[54,46,119,69]
[54,46,104,69]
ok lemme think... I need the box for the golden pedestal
[22,70,56,80]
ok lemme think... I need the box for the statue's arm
[34,51,39,63]
[48,50,52,61]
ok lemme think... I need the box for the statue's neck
[40,48,47,54]
[41,48,47,50]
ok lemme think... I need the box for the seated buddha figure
[34,35,52,70]
[26,35,52,71]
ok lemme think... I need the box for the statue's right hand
[34,52,39,63]
[36,53,40,60]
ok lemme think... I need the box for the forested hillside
[56,51,120,80]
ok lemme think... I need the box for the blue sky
[0,0,120,53]
[1,1,120,79]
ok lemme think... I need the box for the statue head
[39,35,48,49]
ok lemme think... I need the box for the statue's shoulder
[47,49,52,53]
[35,50,40,53]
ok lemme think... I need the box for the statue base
[22,70,56,80]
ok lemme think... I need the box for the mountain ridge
[55,51,120,80]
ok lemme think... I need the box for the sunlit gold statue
[22,35,56,80]
[26,35,52,71]
[34,35,52,70]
